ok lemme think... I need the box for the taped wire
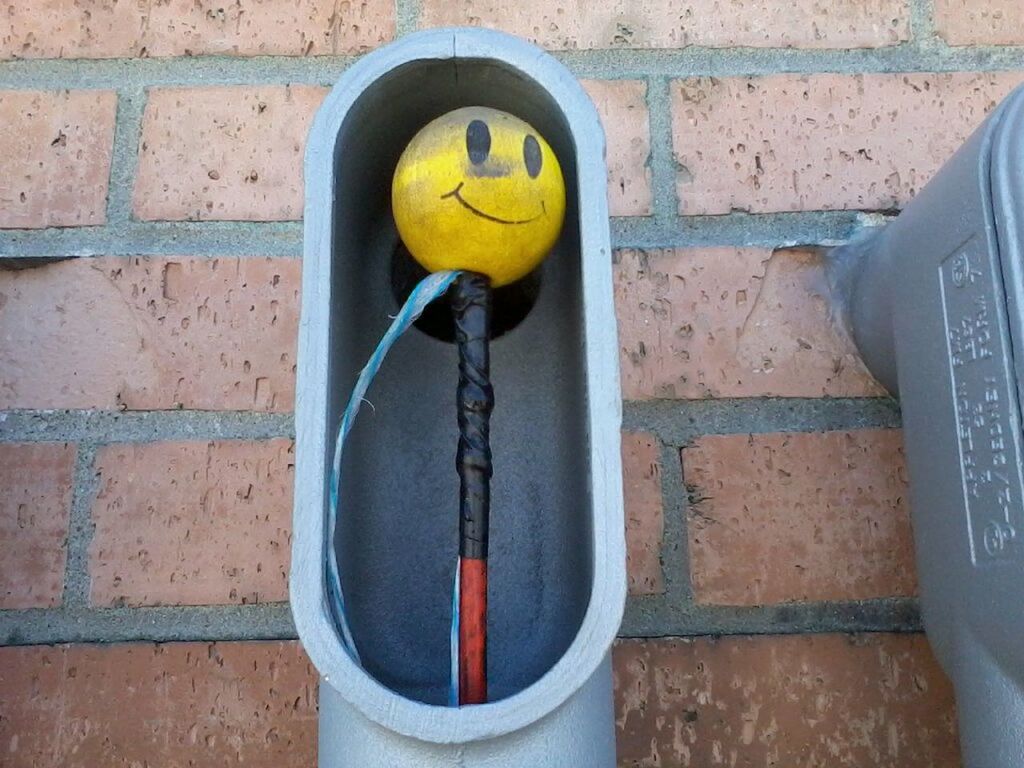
[327,270,461,669]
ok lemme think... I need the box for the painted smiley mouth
[440,182,545,225]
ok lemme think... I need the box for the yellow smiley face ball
[392,107,566,288]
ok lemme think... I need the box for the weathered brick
[935,0,1024,46]
[581,80,652,216]
[622,432,664,595]
[0,642,316,768]
[0,443,75,609]
[672,72,1022,214]
[0,256,299,411]
[133,86,326,221]
[0,90,116,228]
[614,634,958,767]
[133,82,647,221]
[615,247,883,399]
[1,1,393,59]
[683,429,917,606]
[89,440,294,607]
[421,0,909,49]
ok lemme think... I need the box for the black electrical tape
[453,271,493,560]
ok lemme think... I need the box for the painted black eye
[466,120,490,165]
[523,134,542,178]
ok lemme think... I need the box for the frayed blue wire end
[326,270,461,672]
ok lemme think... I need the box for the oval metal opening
[325,54,592,705]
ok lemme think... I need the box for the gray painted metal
[292,28,625,766]
[828,85,1024,767]
[317,656,616,767]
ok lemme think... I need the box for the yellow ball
[392,107,566,288]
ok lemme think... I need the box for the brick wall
[1,1,1022,765]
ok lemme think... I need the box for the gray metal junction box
[291,29,626,767]
[829,84,1024,767]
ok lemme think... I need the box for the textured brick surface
[614,634,959,767]
[0,443,75,609]
[421,0,909,49]
[0,4,997,764]
[672,73,1022,214]
[615,247,882,399]
[0,90,116,229]
[0,642,316,768]
[1,0,393,59]
[89,440,294,607]
[622,432,664,595]
[683,429,917,606]
[935,0,1024,46]
[133,82,649,221]
[134,86,326,221]
[582,80,653,217]
[0,256,299,411]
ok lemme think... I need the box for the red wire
[459,557,487,704]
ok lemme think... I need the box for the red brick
[935,0,1024,46]
[132,82,648,221]
[1,1,393,59]
[581,80,652,216]
[622,432,664,595]
[683,429,917,606]
[672,73,1022,214]
[0,443,75,609]
[421,0,908,49]
[615,247,883,400]
[0,642,316,768]
[89,440,294,607]
[133,86,326,222]
[0,90,116,228]
[614,634,958,767]
[0,256,299,411]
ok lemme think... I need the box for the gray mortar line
[0,603,296,646]
[620,595,922,637]
[0,210,887,261]
[656,437,693,601]
[1,44,1024,90]
[910,0,939,48]
[0,220,305,259]
[609,208,888,250]
[60,444,100,608]
[0,55,361,91]
[104,87,147,224]
[644,76,679,221]
[623,397,902,448]
[394,0,423,38]
[0,596,920,646]
[0,400,895,446]
[0,410,294,444]
[555,43,1024,80]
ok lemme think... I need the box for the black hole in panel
[389,241,542,342]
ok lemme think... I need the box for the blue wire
[326,270,461,674]
[449,557,461,706]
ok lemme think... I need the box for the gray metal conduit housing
[828,85,1024,767]
[291,29,626,767]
